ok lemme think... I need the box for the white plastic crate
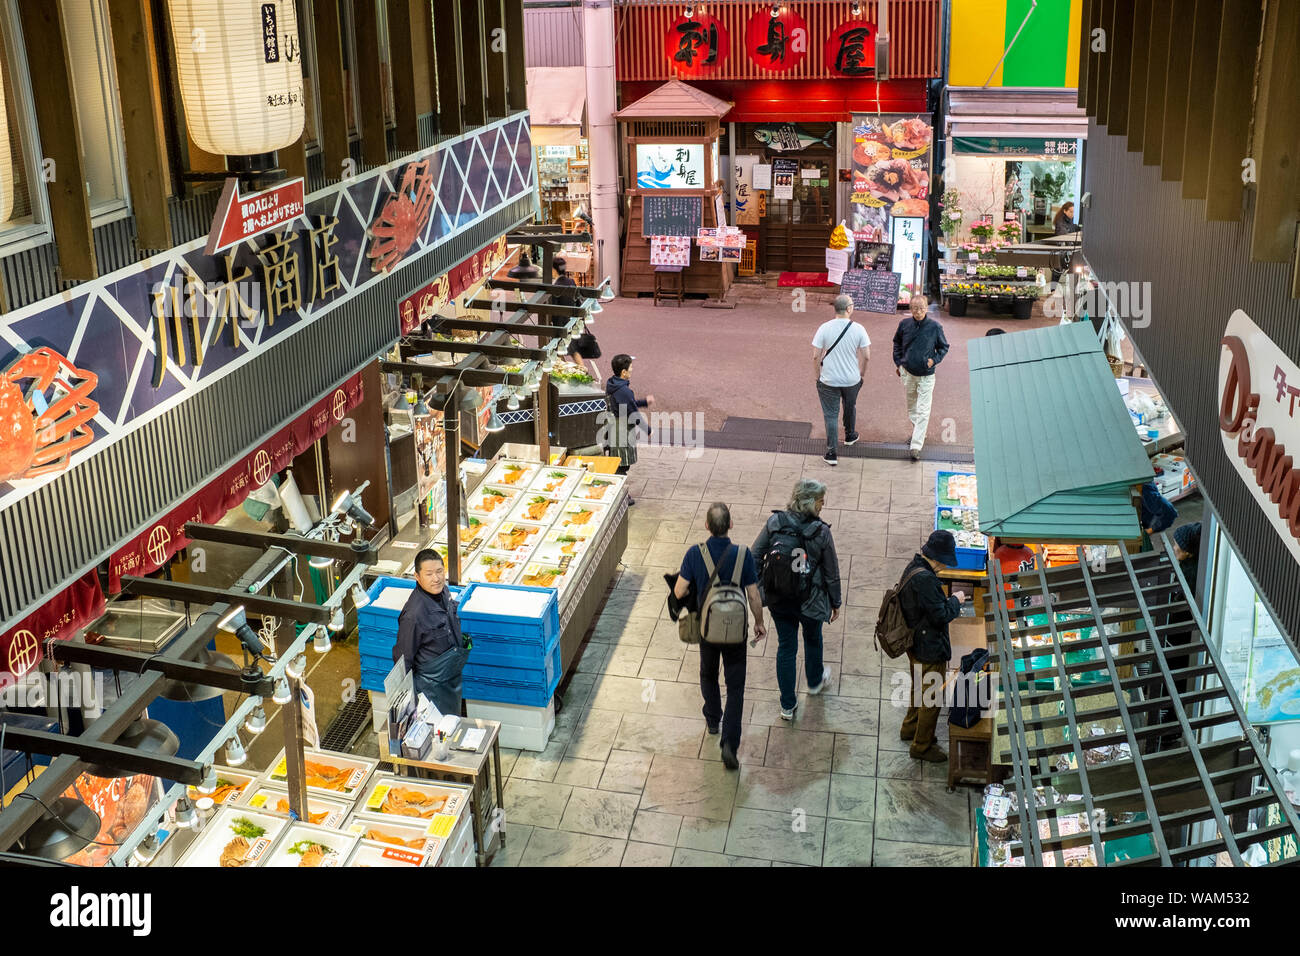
[369,689,388,733]
[438,811,476,867]
[466,698,556,751]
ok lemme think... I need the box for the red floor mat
[777,271,838,288]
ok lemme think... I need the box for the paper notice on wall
[752,164,772,190]
[801,167,820,179]
[825,248,850,273]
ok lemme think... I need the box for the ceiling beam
[1181,0,1223,201]
[182,523,379,565]
[1106,0,1134,135]
[1160,0,1194,182]
[1204,0,1263,221]
[399,340,547,361]
[1142,0,1171,167]
[421,319,570,337]
[1126,0,1151,153]
[379,360,525,389]
[48,641,275,698]
[0,727,207,786]
[1248,0,1300,261]
[118,576,332,624]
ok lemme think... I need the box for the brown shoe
[911,746,948,762]
[899,728,916,742]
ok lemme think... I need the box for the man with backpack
[812,294,871,466]
[889,531,967,762]
[672,502,766,770]
[752,478,842,721]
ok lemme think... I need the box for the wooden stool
[947,717,994,791]
[654,265,684,306]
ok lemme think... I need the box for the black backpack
[760,512,814,604]
[948,647,991,728]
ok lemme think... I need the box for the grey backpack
[698,544,749,645]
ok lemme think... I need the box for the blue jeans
[771,611,824,710]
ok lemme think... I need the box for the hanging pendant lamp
[17,796,100,861]
[82,714,180,779]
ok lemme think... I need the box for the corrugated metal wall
[525,3,586,67]
[1083,120,1300,649]
[614,0,940,81]
[0,197,535,632]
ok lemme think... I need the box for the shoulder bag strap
[820,320,855,365]
[729,546,746,586]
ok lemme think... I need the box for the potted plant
[997,220,1022,244]
[989,283,1014,314]
[946,281,972,316]
[969,216,996,244]
[939,189,963,260]
[1012,284,1041,320]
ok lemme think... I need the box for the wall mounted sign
[733,155,759,225]
[0,570,104,689]
[849,113,932,241]
[745,8,808,72]
[636,143,706,189]
[1219,310,1300,563]
[952,136,1081,157]
[397,236,510,337]
[0,114,534,514]
[664,14,729,78]
[752,123,833,152]
[206,176,306,255]
[825,20,876,77]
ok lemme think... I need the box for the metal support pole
[445,388,462,584]
[728,121,737,227]
[282,675,308,820]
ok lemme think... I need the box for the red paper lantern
[825,20,876,78]
[664,14,729,78]
[745,8,808,73]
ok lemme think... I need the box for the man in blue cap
[897,530,967,762]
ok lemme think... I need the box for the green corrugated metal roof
[969,323,1152,541]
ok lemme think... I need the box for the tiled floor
[486,446,980,868]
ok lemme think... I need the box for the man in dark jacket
[604,354,655,497]
[892,295,950,460]
[393,550,467,719]
[898,531,967,762]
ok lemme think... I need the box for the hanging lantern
[167,0,305,157]
[0,62,13,224]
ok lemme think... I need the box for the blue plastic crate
[934,506,987,571]
[462,673,560,708]
[359,632,397,659]
[466,630,559,669]
[359,577,464,630]
[465,629,562,688]
[456,582,559,645]
[935,471,977,509]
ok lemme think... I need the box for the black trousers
[699,639,747,752]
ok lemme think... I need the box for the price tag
[966,266,976,275]
[969,252,979,261]
[1016,266,1027,278]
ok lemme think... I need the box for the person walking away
[673,503,767,769]
[897,531,967,761]
[892,294,949,461]
[1138,479,1177,551]
[753,478,842,721]
[812,294,871,465]
[393,550,469,719]
[604,354,654,503]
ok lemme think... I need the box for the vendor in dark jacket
[604,354,655,494]
[897,530,967,762]
[393,550,467,719]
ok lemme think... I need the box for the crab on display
[0,347,99,483]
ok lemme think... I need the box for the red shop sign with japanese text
[664,14,729,78]
[107,373,364,592]
[0,570,105,689]
[825,20,876,77]
[398,236,510,337]
[745,8,808,73]
[205,177,307,256]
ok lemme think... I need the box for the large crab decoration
[0,347,99,483]
[367,159,436,274]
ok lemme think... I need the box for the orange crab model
[0,347,98,483]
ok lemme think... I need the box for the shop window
[63,0,129,217]
[0,4,44,244]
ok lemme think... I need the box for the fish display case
[175,806,289,868]
[238,781,352,829]
[262,823,358,868]
[264,747,379,800]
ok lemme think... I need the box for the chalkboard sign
[841,269,902,313]
[853,241,894,271]
[642,195,703,237]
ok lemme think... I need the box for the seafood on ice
[379,786,449,818]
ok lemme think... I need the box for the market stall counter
[378,717,504,867]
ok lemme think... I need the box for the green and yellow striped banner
[949,0,1081,88]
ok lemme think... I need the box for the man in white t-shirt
[811,294,871,465]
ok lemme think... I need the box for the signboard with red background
[398,236,510,337]
[745,8,808,72]
[665,13,730,78]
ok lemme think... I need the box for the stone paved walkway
[488,444,978,867]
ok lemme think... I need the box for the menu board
[854,241,894,271]
[642,195,702,237]
[650,235,691,266]
[840,269,902,313]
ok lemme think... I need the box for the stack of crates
[458,582,562,752]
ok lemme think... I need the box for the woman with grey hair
[752,477,843,720]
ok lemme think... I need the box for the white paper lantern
[167,0,305,156]
[0,64,13,224]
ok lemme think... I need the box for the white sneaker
[780,701,798,720]
[807,666,832,695]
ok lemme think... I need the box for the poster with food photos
[850,114,933,242]
[650,235,691,266]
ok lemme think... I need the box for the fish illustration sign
[752,124,832,152]
[636,143,706,189]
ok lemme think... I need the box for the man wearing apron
[393,550,468,718]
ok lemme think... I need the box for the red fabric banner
[107,373,364,592]
[398,236,510,336]
[0,570,106,688]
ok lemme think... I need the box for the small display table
[654,266,684,307]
